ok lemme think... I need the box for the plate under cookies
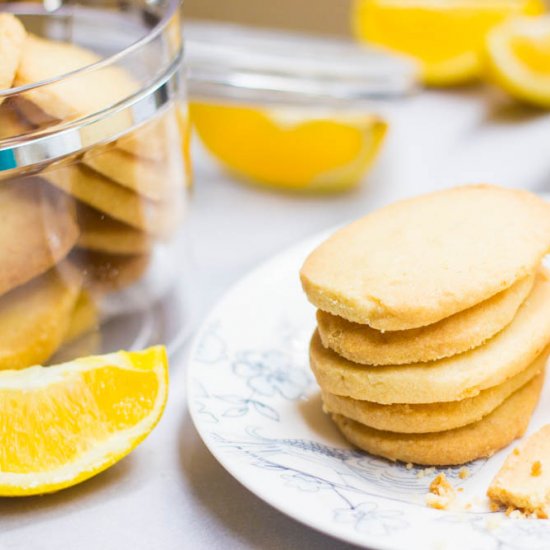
[187,224,550,550]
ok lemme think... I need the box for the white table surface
[2,87,550,550]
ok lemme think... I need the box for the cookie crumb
[406,462,413,470]
[425,473,456,510]
[531,461,542,477]
[458,467,470,480]
[513,448,521,456]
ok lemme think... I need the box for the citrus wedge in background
[190,102,387,192]
[352,0,545,86]
[0,346,168,496]
[486,15,550,107]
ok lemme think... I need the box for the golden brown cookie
[0,14,26,100]
[331,373,544,466]
[317,273,535,366]
[301,185,550,331]
[43,163,183,238]
[14,34,137,145]
[0,178,79,296]
[488,424,550,517]
[76,203,152,256]
[83,147,180,201]
[0,264,81,370]
[309,270,550,404]
[14,34,136,121]
[321,349,546,433]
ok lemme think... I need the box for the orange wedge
[0,346,168,496]
[353,0,545,86]
[486,15,550,107]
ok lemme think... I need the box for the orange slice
[0,346,168,496]
[353,0,545,85]
[486,15,550,107]
[191,102,387,192]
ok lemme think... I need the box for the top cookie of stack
[301,185,550,466]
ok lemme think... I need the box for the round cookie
[0,14,26,100]
[331,373,544,466]
[43,163,183,238]
[0,178,79,296]
[0,264,81,370]
[317,274,535,366]
[309,270,550,404]
[14,34,136,121]
[76,203,152,256]
[321,349,546,434]
[83,147,180,201]
[301,185,550,331]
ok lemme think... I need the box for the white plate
[187,230,550,550]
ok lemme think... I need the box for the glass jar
[185,21,418,193]
[0,0,191,365]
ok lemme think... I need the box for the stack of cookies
[9,30,188,237]
[1,15,188,278]
[300,185,550,466]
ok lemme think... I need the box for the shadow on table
[178,408,360,550]
[0,455,138,530]
[485,100,546,125]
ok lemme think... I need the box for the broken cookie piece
[488,424,550,518]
